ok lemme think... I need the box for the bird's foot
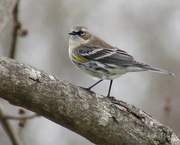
[107,96,116,100]
[80,86,91,91]
[80,87,95,95]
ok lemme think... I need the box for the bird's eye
[77,30,85,36]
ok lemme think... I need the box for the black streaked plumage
[68,26,174,97]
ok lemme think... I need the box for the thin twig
[5,114,39,120]
[9,0,19,59]
[163,96,172,125]
[1,1,23,145]
[0,107,23,145]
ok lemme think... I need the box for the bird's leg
[107,80,113,97]
[82,79,103,91]
[87,79,103,90]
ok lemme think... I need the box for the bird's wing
[75,45,175,75]
[76,45,138,66]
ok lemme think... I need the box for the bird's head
[68,26,93,46]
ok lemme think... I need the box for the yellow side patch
[74,55,88,62]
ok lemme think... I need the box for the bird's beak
[68,31,76,35]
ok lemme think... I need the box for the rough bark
[0,56,179,145]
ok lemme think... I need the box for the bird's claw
[107,96,116,100]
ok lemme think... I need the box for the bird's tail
[141,65,175,76]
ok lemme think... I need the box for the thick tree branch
[0,56,179,145]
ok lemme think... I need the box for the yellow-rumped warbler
[68,26,174,97]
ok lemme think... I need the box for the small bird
[68,26,174,97]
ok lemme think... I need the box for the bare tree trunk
[0,56,179,145]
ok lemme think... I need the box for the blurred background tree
[0,0,179,145]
